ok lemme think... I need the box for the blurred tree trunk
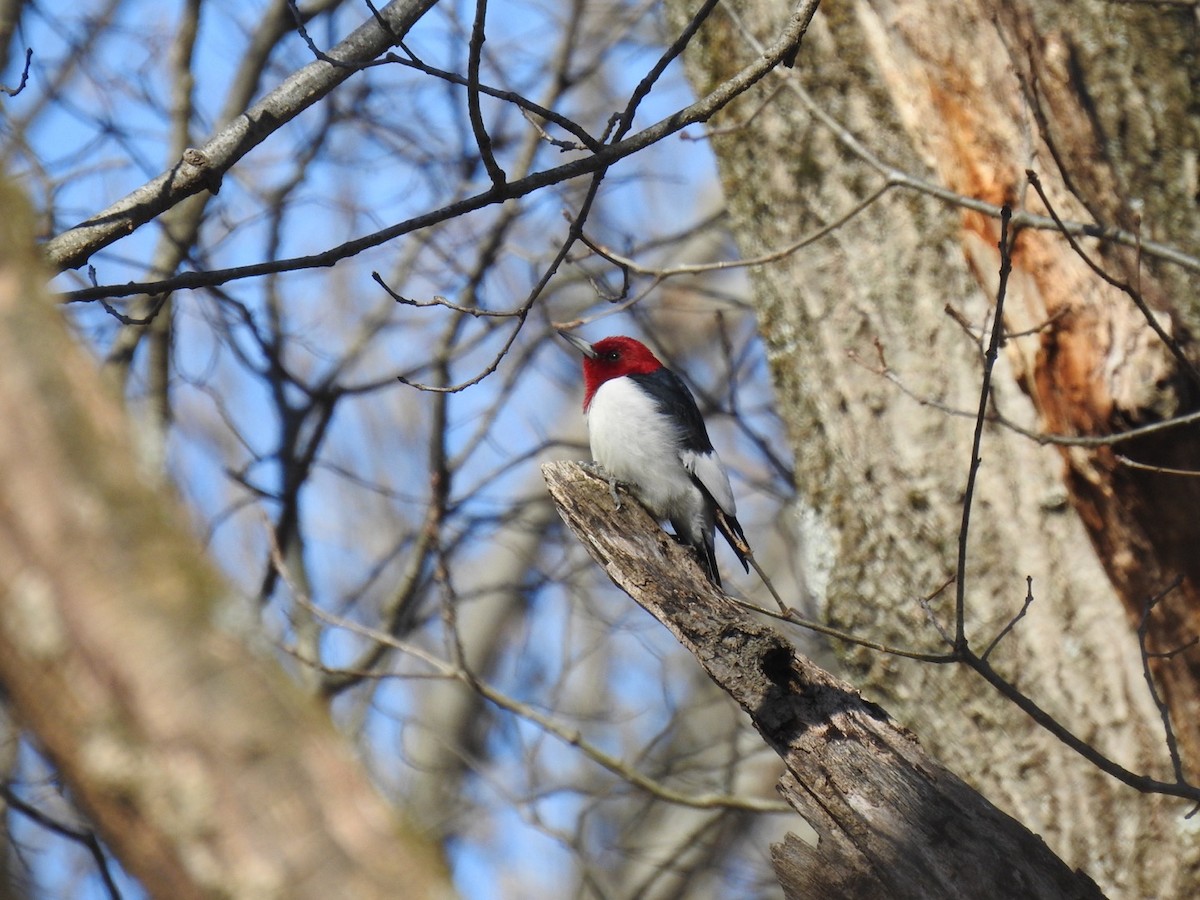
[0,178,451,898]
[669,0,1200,896]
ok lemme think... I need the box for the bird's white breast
[587,377,696,517]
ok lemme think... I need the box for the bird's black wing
[628,368,714,453]
[630,369,749,572]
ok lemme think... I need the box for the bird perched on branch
[559,331,751,587]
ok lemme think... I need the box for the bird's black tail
[685,476,752,587]
[688,509,751,589]
[697,531,722,588]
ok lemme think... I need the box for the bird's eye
[604,350,620,361]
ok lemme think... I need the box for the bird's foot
[581,462,625,510]
[608,475,622,510]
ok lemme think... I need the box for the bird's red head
[560,333,663,411]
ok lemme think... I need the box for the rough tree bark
[667,0,1200,896]
[0,179,451,898]
[543,460,1104,900]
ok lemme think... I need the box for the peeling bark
[861,0,1200,778]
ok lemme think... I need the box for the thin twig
[1,47,32,97]
[99,294,170,326]
[873,355,1200,449]
[0,785,122,900]
[714,507,788,614]
[982,575,1035,662]
[738,599,958,664]
[1137,577,1188,783]
[1115,454,1200,477]
[467,0,506,188]
[916,574,958,647]
[371,272,520,317]
[579,183,891,279]
[391,44,600,150]
[954,206,1014,648]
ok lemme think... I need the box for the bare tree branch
[44,0,439,272]
[61,0,821,300]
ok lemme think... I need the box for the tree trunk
[668,0,1200,895]
[0,178,451,899]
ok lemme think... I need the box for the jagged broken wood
[542,460,1104,900]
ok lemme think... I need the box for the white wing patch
[680,448,737,517]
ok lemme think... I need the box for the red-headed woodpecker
[559,331,750,587]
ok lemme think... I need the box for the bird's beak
[557,330,597,359]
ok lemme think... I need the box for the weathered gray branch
[542,460,1104,900]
